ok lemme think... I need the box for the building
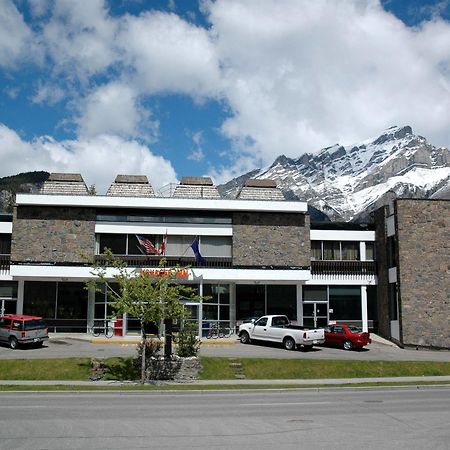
[375,199,450,349]
[0,173,380,340]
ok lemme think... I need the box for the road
[0,386,449,449]
[1,336,450,361]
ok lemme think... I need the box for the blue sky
[0,0,449,193]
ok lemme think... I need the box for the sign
[140,268,190,278]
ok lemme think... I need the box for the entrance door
[303,302,328,328]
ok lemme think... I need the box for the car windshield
[348,326,362,333]
[24,319,47,331]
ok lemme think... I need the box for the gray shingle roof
[237,179,285,201]
[173,176,220,199]
[40,173,89,195]
[106,175,155,197]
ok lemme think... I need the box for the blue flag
[190,237,206,265]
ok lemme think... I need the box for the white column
[361,286,368,332]
[87,287,95,332]
[296,284,303,326]
[16,280,24,314]
[360,242,366,261]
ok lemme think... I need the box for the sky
[0,0,449,193]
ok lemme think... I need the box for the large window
[311,241,362,261]
[97,234,232,258]
[0,234,11,254]
[267,285,297,320]
[329,286,361,321]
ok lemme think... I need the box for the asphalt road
[1,336,450,361]
[0,386,449,449]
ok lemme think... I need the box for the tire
[105,327,114,339]
[240,331,250,344]
[9,336,19,350]
[91,327,100,338]
[343,340,353,351]
[283,336,296,351]
[34,341,44,348]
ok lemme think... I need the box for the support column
[16,280,24,314]
[361,285,368,332]
[296,284,303,326]
[229,283,236,334]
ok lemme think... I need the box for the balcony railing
[311,260,377,277]
[95,255,233,269]
[0,254,10,275]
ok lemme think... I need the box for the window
[323,241,340,260]
[329,286,362,321]
[255,317,268,327]
[341,242,359,260]
[311,241,322,260]
[0,234,11,254]
[365,242,375,261]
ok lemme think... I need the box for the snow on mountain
[218,126,450,221]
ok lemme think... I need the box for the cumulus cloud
[0,0,38,68]
[117,11,222,97]
[75,82,159,141]
[0,124,177,193]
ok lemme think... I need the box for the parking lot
[1,334,450,362]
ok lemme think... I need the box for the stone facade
[395,199,450,348]
[11,206,96,264]
[232,212,310,267]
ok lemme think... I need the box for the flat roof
[15,194,308,214]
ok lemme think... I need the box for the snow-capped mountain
[218,126,450,221]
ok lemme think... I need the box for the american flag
[136,235,159,255]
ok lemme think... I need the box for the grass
[1,357,450,382]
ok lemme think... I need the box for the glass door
[303,302,328,328]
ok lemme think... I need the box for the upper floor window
[0,234,11,255]
[311,241,361,261]
[96,234,232,258]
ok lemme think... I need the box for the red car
[324,324,371,350]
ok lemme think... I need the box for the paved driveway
[1,335,450,361]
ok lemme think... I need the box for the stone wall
[396,199,450,348]
[232,212,310,267]
[11,206,96,264]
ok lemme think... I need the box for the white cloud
[0,124,177,193]
[31,82,65,105]
[0,1,38,68]
[75,82,158,141]
[117,11,222,97]
[41,0,118,79]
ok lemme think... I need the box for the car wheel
[240,331,251,344]
[283,336,296,351]
[343,340,353,351]
[9,337,19,350]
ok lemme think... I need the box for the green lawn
[1,357,450,382]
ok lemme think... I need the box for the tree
[86,249,201,383]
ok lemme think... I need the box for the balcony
[0,254,11,275]
[311,260,377,279]
[95,255,233,269]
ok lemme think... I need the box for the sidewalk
[0,375,449,387]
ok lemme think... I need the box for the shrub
[176,321,201,357]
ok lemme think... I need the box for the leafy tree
[86,249,201,383]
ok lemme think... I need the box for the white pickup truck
[238,315,325,351]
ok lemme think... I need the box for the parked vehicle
[324,324,371,350]
[238,315,325,350]
[0,314,49,349]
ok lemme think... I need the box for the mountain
[0,171,49,212]
[218,126,450,221]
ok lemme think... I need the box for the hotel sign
[140,268,190,278]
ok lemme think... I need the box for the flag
[160,229,168,256]
[190,236,206,265]
[136,235,159,255]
